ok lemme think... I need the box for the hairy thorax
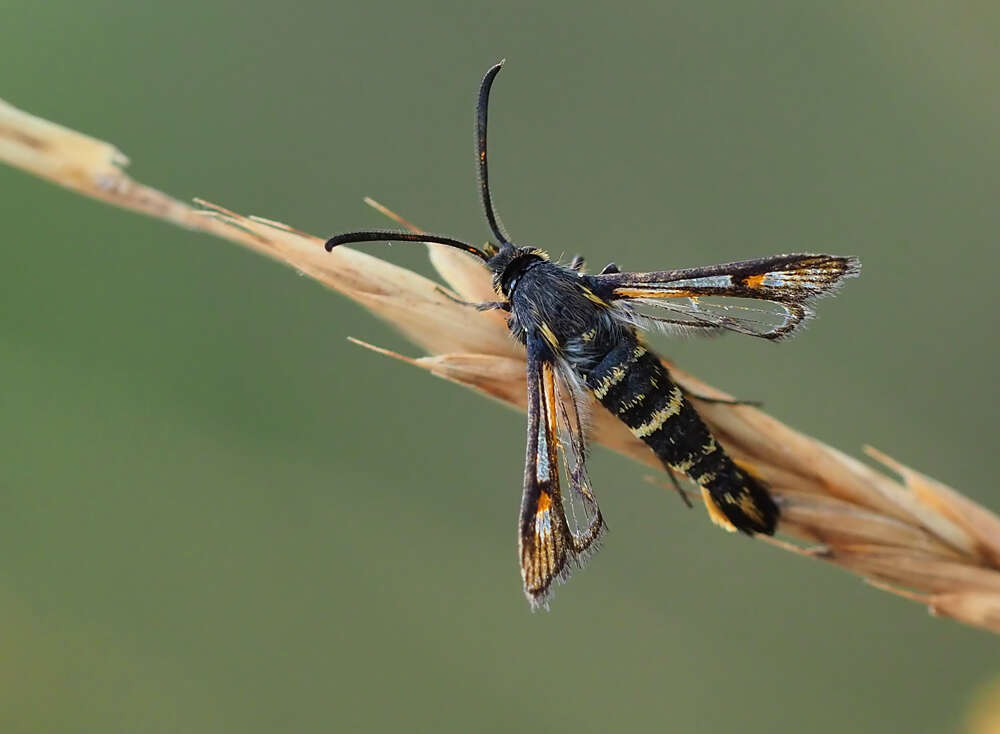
[507,261,636,376]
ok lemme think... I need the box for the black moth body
[503,249,778,538]
[327,62,861,609]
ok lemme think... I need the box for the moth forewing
[519,340,606,608]
[593,253,861,340]
[519,344,570,606]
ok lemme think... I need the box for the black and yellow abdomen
[582,338,778,535]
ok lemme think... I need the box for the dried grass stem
[3,97,999,634]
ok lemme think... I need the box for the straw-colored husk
[4,97,1000,634]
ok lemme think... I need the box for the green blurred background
[3,1,999,732]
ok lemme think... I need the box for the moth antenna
[325,230,490,262]
[477,60,515,250]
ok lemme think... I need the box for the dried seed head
[2,95,999,634]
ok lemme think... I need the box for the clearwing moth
[326,62,860,609]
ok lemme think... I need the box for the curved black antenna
[325,230,490,262]
[477,60,514,249]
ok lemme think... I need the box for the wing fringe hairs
[4,97,1000,634]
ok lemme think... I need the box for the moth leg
[598,262,620,275]
[665,470,694,508]
[434,286,511,312]
[683,388,762,408]
[475,301,512,312]
[570,255,586,272]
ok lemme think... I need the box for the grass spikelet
[3,96,999,634]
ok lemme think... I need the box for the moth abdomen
[698,463,778,535]
[583,339,778,535]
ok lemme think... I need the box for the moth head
[489,247,550,297]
